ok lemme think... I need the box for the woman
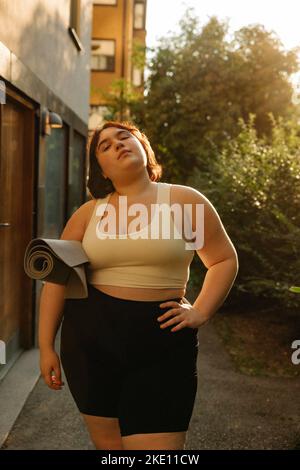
[39,120,238,451]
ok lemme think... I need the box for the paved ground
[1,320,300,450]
[187,322,300,450]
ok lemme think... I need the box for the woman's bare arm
[38,200,94,389]
[182,186,239,321]
[38,201,93,353]
[38,282,67,352]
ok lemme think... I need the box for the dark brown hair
[87,120,163,199]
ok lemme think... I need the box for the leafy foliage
[188,115,300,309]
[140,9,300,183]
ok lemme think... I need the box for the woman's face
[96,127,148,180]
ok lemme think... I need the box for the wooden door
[0,91,35,379]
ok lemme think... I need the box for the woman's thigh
[118,341,198,438]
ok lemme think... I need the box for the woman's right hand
[40,348,65,390]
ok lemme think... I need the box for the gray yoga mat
[24,238,90,298]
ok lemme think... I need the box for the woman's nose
[116,141,125,150]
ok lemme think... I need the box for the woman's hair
[87,120,163,199]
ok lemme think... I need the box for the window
[134,1,145,30]
[132,67,143,87]
[93,0,117,4]
[40,124,68,237]
[91,39,115,71]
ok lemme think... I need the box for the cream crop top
[82,182,195,289]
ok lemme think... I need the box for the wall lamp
[41,107,63,136]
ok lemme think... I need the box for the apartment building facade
[89,0,147,131]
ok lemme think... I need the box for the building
[89,0,147,132]
[0,1,93,436]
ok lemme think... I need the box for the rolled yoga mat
[24,238,90,298]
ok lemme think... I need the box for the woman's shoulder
[169,184,221,234]
[60,193,114,241]
[81,199,99,229]
[169,183,208,204]
[81,198,98,210]
[77,198,97,219]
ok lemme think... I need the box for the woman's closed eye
[103,136,129,152]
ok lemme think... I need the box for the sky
[145,0,300,51]
[145,0,300,88]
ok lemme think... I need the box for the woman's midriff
[92,284,185,301]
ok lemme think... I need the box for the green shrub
[188,114,300,310]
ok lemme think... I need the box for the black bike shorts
[60,283,199,437]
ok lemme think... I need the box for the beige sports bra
[82,182,195,289]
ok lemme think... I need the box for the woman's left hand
[157,297,210,332]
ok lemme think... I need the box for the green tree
[232,25,300,136]
[139,7,300,183]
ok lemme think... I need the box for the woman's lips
[119,151,131,159]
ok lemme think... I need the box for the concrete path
[188,322,300,450]
[1,321,299,450]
